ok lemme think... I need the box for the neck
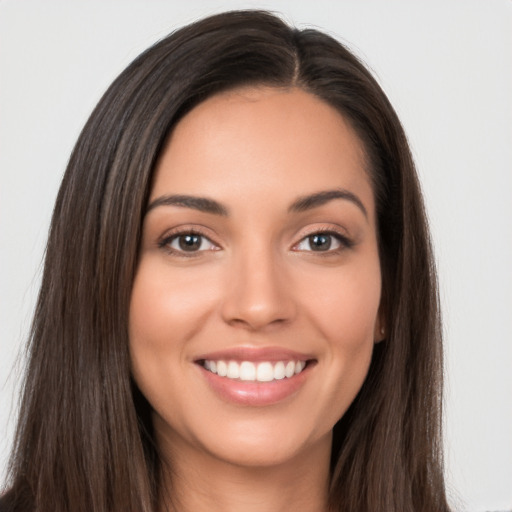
[158,433,332,512]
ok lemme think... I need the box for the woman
[1,10,450,512]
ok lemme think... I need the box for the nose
[221,246,296,331]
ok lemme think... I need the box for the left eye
[166,233,217,253]
[294,232,344,252]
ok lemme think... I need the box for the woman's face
[129,87,383,469]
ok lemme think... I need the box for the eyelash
[158,228,219,258]
[292,229,354,255]
[158,227,354,258]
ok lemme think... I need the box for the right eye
[160,232,218,255]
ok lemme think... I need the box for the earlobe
[374,291,387,343]
[374,324,386,344]
[373,308,387,343]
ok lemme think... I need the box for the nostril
[220,267,296,330]
[225,314,291,331]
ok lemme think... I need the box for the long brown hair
[4,10,449,512]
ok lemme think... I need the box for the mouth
[198,359,309,382]
[194,348,316,406]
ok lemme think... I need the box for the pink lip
[198,364,313,406]
[193,346,316,407]
[194,346,314,363]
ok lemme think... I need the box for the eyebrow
[146,188,368,219]
[146,194,229,216]
[288,189,368,218]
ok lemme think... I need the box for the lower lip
[197,363,312,406]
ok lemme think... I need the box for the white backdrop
[1,1,511,511]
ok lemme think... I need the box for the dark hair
[3,10,449,512]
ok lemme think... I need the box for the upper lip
[194,346,315,363]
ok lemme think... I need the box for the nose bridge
[221,238,294,330]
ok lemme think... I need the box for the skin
[129,86,383,512]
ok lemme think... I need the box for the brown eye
[178,234,202,251]
[308,234,332,251]
[161,232,218,254]
[294,231,351,253]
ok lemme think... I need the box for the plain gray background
[1,1,511,511]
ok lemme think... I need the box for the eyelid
[155,224,354,257]
[157,226,221,256]
[291,225,354,253]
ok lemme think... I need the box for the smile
[194,348,315,406]
[201,360,307,382]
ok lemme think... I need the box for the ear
[373,302,387,344]
[374,321,386,344]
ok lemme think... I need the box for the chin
[190,416,333,470]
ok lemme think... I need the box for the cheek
[128,259,220,387]
[295,257,381,424]
[300,258,382,346]
[130,260,217,344]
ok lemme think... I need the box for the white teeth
[285,361,295,378]
[274,361,285,380]
[256,362,274,382]
[227,361,240,379]
[239,361,256,381]
[202,359,308,382]
[217,360,228,377]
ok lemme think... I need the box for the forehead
[151,86,374,218]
